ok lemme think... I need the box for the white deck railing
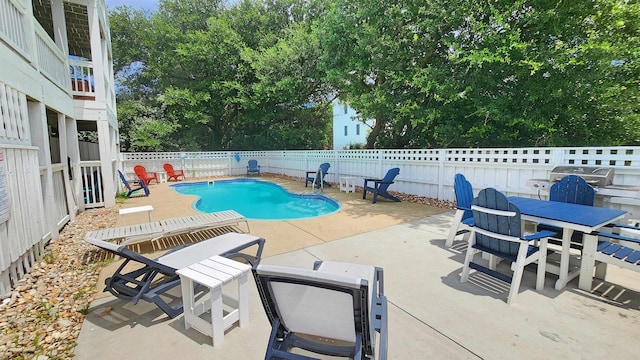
[69,59,96,98]
[52,164,71,228]
[80,161,105,209]
[0,0,30,61]
[34,22,69,91]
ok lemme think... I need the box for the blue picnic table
[508,196,627,290]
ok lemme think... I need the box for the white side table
[339,176,356,193]
[176,255,251,346]
[118,205,153,225]
[157,171,168,183]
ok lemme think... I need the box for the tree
[110,0,333,151]
[449,0,640,147]
[319,0,640,148]
[111,0,639,150]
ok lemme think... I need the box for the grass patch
[72,290,86,300]
[78,304,91,315]
[42,250,55,264]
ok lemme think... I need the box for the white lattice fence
[0,82,30,145]
[0,146,46,296]
[123,151,230,179]
[122,147,640,203]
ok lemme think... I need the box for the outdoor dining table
[508,196,627,291]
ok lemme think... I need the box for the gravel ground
[0,186,454,360]
[0,207,119,360]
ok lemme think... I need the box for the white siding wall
[0,0,117,296]
[332,100,373,150]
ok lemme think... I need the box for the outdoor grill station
[527,166,640,201]
[527,166,640,238]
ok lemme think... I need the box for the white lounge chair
[86,210,249,249]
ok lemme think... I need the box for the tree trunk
[366,117,384,149]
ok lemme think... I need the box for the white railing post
[438,149,445,200]
[552,147,565,165]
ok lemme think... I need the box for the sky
[105,0,158,11]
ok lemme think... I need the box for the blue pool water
[170,179,340,220]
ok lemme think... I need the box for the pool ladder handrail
[312,168,324,194]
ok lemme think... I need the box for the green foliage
[36,300,58,320]
[42,250,55,264]
[72,290,85,300]
[116,99,178,152]
[319,0,640,148]
[345,142,365,150]
[115,191,129,201]
[110,0,640,150]
[111,0,332,151]
[443,0,640,147]
[78,304,91,315]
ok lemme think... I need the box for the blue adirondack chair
[550,174,595,206]
[538,175,595,250]
[362,168,400,204]
[305,162,331,188]
[247,159,261,176]
[445,174,475,247]
[118,170,149,197]
[461,188,556,304]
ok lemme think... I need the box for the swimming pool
[170,179,340,220]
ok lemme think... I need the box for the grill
[549,166,614,188]
[527,166,640,199]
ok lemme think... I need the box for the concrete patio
[73,177,640,359]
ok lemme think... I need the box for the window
[356,124,360,135]
[344,105,348,114]
[344,126,348,136]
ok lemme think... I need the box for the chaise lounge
[85,232,265,318]
[85,210,249,249]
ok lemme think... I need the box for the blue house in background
[332,99,374,149]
